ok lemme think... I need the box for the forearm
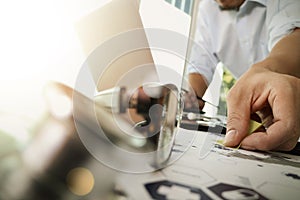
[188,73,208,98]
[258,28,300,78]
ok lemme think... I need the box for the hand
[185,73,209,112]
[224,65,300,151]
[182,90,205,112]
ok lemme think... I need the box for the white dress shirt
[188,0,300,83]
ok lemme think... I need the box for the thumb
[224,89,251,147]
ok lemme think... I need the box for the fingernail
[224,130,237,145]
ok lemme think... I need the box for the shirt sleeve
[266,0,300,51]
[187,1,219,84]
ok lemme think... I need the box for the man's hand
[183,90,205,112]
[185,73,209,112]
[224,65,300,151]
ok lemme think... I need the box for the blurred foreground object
[92,83,179,166]
[0,81,180,199]
[0,82,115,200]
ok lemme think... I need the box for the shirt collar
[246,0,267,7]
[238,0,267,13]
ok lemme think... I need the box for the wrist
[252,57,300,78]
[251,58,278,73]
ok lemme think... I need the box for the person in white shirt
[188,0,300,151]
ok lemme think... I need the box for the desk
[117,127,300,200]
[1,112,299,199]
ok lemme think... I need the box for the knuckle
[226,85,248,105]
[226,88,236,101]
[278,140,298,151]
[227,112,244,124]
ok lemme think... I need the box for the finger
[240,120,293,151]
[240,132,278,151]
[224,86,251,147]
[274,136,299,151]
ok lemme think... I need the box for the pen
[196,95,219,109]
[181,88,219,109]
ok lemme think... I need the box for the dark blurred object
[179,111,226,135]
[180,118,226,135]
[92,83,179,166]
